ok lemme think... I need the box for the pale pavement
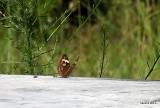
[0,75,159,108]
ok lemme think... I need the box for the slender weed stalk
[145,43,160,80]
[98,25,109,78]
[6,1,13,74]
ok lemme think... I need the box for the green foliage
[98,25,109,78]
[0,0,160,79]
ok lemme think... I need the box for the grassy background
[0,0,160,80]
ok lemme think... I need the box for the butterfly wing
[57,54,79,78]
[58,54,70,77]
[63,56,79,78]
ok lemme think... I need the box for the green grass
[0,0,160,80]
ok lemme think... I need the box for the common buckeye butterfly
[57,54,79,78]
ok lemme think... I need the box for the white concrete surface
[0,75,160,108]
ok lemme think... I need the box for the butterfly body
[57,54,79,78]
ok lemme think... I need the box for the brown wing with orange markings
[57,54,79,78]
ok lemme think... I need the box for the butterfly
[57,54,79,78]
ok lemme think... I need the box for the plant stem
[145,52,160,80]
[99,25,109,78]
